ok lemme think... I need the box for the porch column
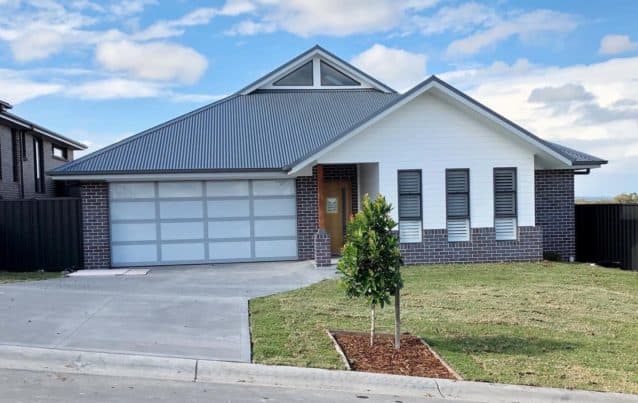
[314,165,332,267]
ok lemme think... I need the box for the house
[49,46,606,270]
[0,100,86,199]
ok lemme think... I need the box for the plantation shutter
[494,168,517,240]
[398,170,422,243]
[446,169,470,242]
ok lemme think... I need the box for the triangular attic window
[273,61,313,86]
[320,61,360,86]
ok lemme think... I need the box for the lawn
[0,271,62,284]
[250,262,638,394]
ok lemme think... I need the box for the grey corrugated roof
[52,75,606,176]
[52,89,399,174]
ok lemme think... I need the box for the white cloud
[133,7,217,41]
[351,44,427,92]
[65,78,162,100]
[0,68,63,104]
[109,0,157,16]
[411,2,497,36]
[440,56,638,196]
[599,34,638,55]
[225,0,439,37]
[446,9,579,57]
[95,40,208,84]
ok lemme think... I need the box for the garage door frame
[109,180,298,267]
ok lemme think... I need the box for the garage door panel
[112,223,156,242]
[253,198,295,217]
[158,182,202,198]
[159,201,203,219]
[110,182,155,199]
[206,181,249,197]
[254,218,296,237]
[255,239,297,258]
[161,242,205,262]
[110,179,297,266]
[111,201,155,220]
[253,180,295,196]
[160,222,204,241]
[207,200,249,218]
[112,243,157,265]
[209,241,252,260]
[208,220,251,239]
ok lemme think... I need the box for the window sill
[52,156,68,162]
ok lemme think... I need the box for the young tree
[337,194,403,348]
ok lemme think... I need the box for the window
[398,170,422,243]
[446,169,470,242]
[52,145,68,160]
[11,130,19,182]
[33,137,44,193]
[273,61,313,86]
[494,168,517,240]
[320,61,360,86]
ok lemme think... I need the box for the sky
[1,0,637,197]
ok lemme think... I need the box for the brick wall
[0,126,20,199]
[400,226,542,264]
[296,172,318,260]
[80,182,111,269]
[535,169,575,261]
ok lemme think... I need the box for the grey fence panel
[0,198,83,271]
[576,204,638,270]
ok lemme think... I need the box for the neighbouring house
[0,100,86,199]
[49,46,606,270]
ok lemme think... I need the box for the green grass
[250,262,638,394]
[0,271,62,284]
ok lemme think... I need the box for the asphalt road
[0,368,461,403]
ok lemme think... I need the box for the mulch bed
[332,332,458,379]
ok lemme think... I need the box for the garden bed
[330,330,460,379]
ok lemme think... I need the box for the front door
[323,181,352,255]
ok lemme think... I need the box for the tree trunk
[370,304,376,347]
[394,288,401,350]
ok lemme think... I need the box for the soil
[333,332,458,379]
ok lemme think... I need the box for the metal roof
[52,74,606,176]
[52,89,399,175]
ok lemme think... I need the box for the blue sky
[1,0,638,197]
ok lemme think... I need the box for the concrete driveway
[0,261,335,362]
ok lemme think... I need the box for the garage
[109,180,297,266]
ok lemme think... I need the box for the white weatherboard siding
[109,180,297,266]
[318,92,535,229]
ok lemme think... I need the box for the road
[0,368,464,403]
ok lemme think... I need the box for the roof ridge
[52,93,239,173]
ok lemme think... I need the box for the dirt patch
[332,331,459,379]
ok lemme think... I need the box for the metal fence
[575,203,638,270]
[0,198,83,271]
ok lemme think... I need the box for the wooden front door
[323,181,352,255]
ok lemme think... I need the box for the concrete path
[0,262,336,362]
[0,345,634,403]
[0,368,450,403]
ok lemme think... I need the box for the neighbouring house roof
[0,107,86,150]
[51,47,605,177]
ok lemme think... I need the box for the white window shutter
[447,218,470,242]
[399,221,422,243]
[495,217,517,240]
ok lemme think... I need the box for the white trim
[241,50,388,94]
[51,171,294,182]
[289,81,574,174]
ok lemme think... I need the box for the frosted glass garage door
[109,180,297,266]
